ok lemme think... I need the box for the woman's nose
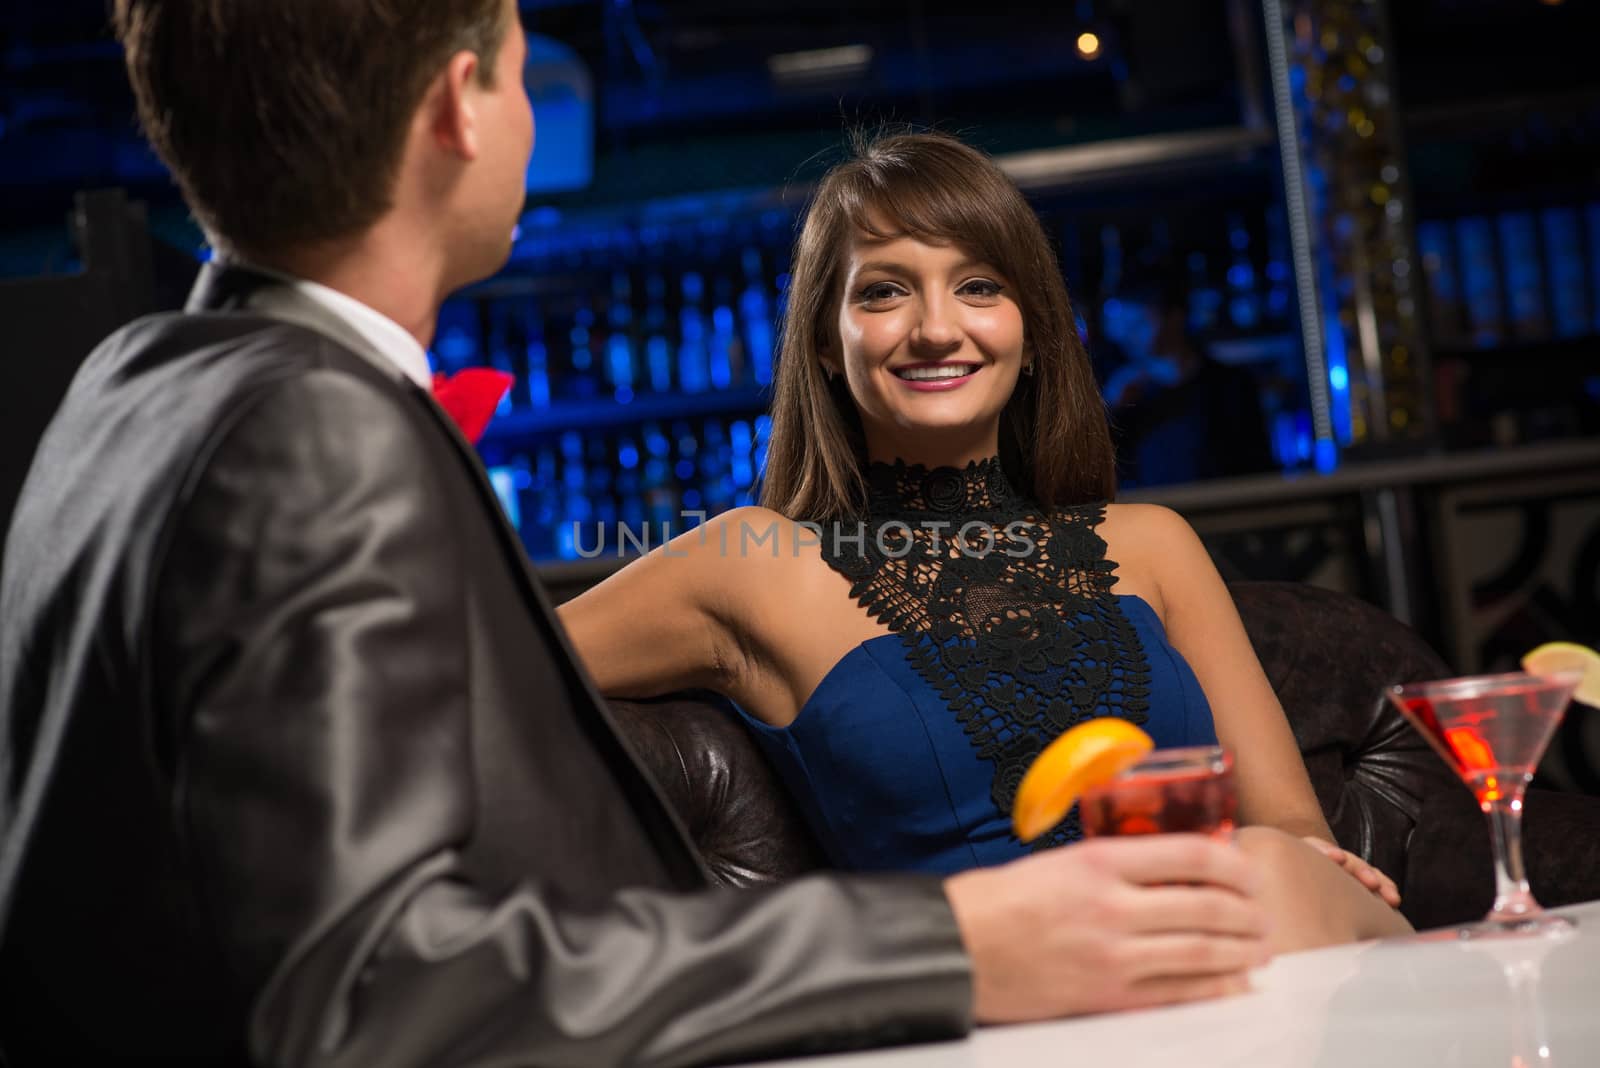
[910,296,963,355]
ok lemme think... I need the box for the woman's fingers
[1301,835,1402,906]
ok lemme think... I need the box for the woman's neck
[863,428,1001,472]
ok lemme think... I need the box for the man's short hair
[114,0,511,258]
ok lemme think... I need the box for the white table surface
[746,900,1600,1068]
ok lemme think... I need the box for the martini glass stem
[1484,780,1540,923]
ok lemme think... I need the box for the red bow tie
[430,369,513,445]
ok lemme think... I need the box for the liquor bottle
[1415,221,1466,349]
[753,413,773,490]
[1264,207,1293,325]
[1496,212,1548,342]
[678,272,711,394]
[567,298,600,399]
[521,304,552,410]
[641,421,679,537]
[740,246,776,386]
[614,436,646,551]
[556,431,592,561]
[431,298,482,377]
[1540,207,1588,339]
[486,463,522,531]
[1186,251,1224,334]
[699,418,734,517]
[587,433,618,545]
[710,277,737,390]
[644,272,674,394]
[607,272,637,402]
[528,446,562,559]
[731,419,756,506]
[1454,217,1504,348]
[483,298,520,416]
[664,420,698,519]
[1224,214,1260,331]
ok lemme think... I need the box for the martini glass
[1387,670,1584,939]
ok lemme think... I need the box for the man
[1100,264,1277,488]
[0,2,1269,1063]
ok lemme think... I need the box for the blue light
[675,460,697,481]
[618,443,640,469]
[614,386,634,404]
[1314,439,1339,474]
[682,489,703,510]
[1322,310,1355,446]
[488,467,521,528]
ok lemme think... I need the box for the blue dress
[737,594,1216,874]
[739,456,1222,873]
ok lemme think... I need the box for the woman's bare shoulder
[1097,501,1197,549]
[1094,503,1206,618]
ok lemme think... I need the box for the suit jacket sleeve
[151,369,973,1068]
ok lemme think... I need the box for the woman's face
[829,226,1027,465]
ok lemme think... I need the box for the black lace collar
[819,457,1151,850]
[863,457,1030,516]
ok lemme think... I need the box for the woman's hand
[1300,836,1401,908]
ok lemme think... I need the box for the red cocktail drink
[1388,670,1583,938]
[1079,745,1237,839]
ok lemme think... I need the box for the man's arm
[151,370,972,1067]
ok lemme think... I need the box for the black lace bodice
[817,457,1152,849]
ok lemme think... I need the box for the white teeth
[895,365,976,381]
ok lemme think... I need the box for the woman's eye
[959,279,1004,299]
[858,282,904,303]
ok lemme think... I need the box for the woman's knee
[1233,827,1358,950]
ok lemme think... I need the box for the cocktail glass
[1079,745,1238,838]
[1387,670,1584,939]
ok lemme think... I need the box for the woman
[561,131,1410,951]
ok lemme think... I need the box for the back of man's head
[113,0,509,261]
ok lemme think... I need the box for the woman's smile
[891,361,982,390]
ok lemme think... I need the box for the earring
[1022,363,1035,377]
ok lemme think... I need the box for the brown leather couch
[610,581,1600,930]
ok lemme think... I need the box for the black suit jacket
[0,265,971,1066]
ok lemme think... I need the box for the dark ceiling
[0,1,1595,245]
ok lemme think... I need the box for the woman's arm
[1119,505,1400,905]
[558,506,784,700]
[1128,505,1329,837]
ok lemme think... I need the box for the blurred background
[2,0,1598,783]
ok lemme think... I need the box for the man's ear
[429,51,484,161]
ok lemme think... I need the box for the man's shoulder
[7,309,427,596]
[90,307,395,395]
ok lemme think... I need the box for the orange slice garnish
[1011,718,1155,842]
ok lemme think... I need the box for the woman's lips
[890,363,980,392]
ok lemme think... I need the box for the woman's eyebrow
[853,258,997,277]
[853,260,910,276]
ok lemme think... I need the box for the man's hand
[944,835,1270,1024]
[1299,836,1401,907]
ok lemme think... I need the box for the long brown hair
[760,130,1116,519]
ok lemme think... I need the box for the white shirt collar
[234,260,435,390]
